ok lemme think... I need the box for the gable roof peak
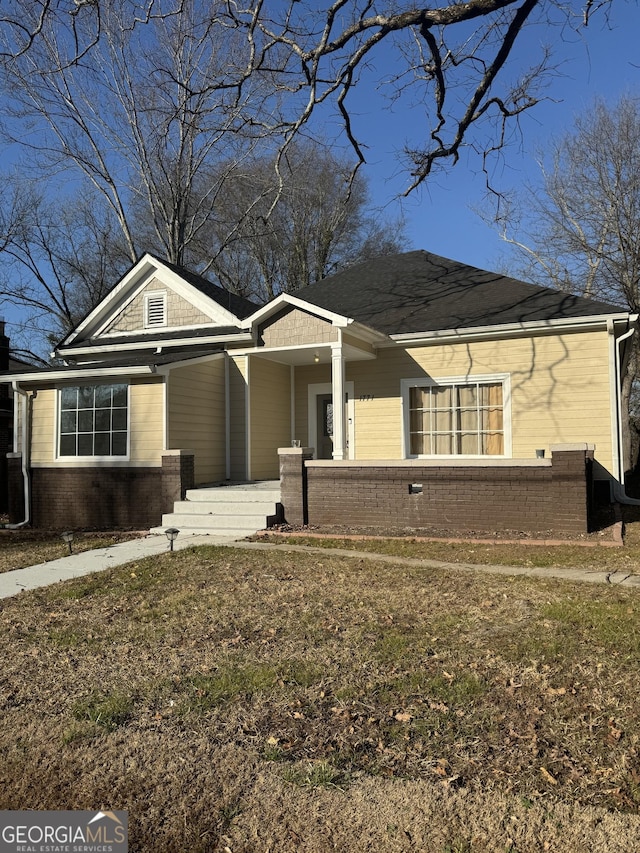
[144,253,261,320]
[56,252,262,351]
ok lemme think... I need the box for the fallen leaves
[0,543,638,821]
[607,719,623,743]
[394,712,412,723]
[540,766,558,785]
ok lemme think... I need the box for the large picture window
[405,377,507,457]
[59,384,128,457]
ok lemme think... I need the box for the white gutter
[609,319,640,504]
[8,365,156,384]
[245,356,251,481]
[387,313,631,346]
[56,332,250,358]
[225,353,231,481]
[7,382,30,528]
[608,319,622,485]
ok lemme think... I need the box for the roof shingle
[294,250,627,335]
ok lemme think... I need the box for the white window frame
[401,373,512,459]
[55,383,131,461]
[143,290,167,328]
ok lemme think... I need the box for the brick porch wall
[7,451,194,529]
[279,445,594,536]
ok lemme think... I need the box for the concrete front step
[158,512,271,529]
[153,480,282,537]
[170,500,278,516]
[186,486,281,503]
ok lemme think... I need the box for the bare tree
[493,96,640,472]
[0,0,280,268]
[202,144,408,301]
[0,177,132,359]
[0,0,623,356]
[1,0,616,196]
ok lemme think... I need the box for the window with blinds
[144,291,167,327]
[407,379,505,456]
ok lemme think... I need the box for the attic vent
[144,291,167,328]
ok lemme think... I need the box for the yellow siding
[260,308,337,348]
[229,355,248,480]
[30,389,55,464]
[350,331,613,470]
[250,357,291,479]
[129,379,165,463]
[343,333,375,355]
[167,358,226,484]
[295,330,614,474]
[29,379,164,465]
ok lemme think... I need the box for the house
[3,250,636,535]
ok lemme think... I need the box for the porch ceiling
[255,342,376,366]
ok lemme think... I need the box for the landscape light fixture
[165,527,180,552]
[61,531,74,554]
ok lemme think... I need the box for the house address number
[359,394,375,401]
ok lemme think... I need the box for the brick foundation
[161,451,195,508]
[279,447,315,525]
[7,453,24,522]
[7,451,195,530]
[279,445,595,537]
[0,454,7,515]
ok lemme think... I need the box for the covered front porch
[241,317,382,478]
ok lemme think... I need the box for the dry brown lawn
[0,541,639,851]
[0,529,145,574]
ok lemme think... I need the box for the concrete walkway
[238,541,640,588]
[1,534,639,601]
[0,533,235,600]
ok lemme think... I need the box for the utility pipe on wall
[7,382,31,528]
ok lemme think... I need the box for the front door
[308,382,355,459]
[316,393,334,459]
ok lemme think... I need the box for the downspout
[7,382,31,528]
[609,320,640,504]
[225,353,231,481]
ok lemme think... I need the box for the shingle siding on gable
[105,279,211,333]
[260,307,337,348]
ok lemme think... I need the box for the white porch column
[331,338,346,460]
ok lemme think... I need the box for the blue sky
[1,2,639,344]
[347,3,640,276]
